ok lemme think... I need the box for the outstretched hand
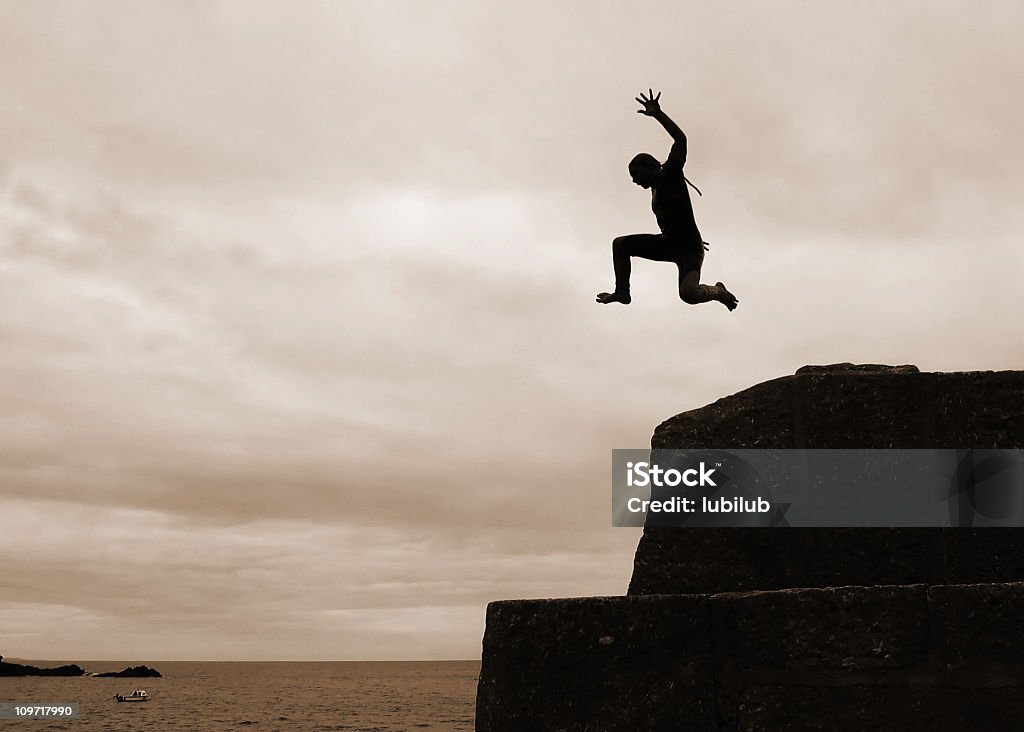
[635,89,662,116]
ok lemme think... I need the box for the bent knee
[679,287,702,305]
[612,236,631,252]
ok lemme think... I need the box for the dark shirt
[652,143,701,246]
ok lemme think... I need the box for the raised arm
[636,89,686,160]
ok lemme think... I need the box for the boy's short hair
[628,153,660,174]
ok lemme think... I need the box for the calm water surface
[0,660,479,731]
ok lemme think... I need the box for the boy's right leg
[673,247,738,310]
[678,267,739,310]
[597,234,675,304]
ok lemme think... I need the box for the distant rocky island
[0,656,84,677]
[94,665,162,678]
[0,655,160,678]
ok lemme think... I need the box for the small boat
[114,689,149,702]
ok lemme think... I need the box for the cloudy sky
[2,0,1022,661]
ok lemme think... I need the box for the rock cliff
[476,364,1024,731]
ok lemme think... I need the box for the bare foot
[716,282,738,311]
[596,290,631,305]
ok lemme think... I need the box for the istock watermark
[612,448,1024,528]
[625,460,718,487]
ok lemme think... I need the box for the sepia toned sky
[2,1,1023,661]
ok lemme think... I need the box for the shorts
[627,233,705,274]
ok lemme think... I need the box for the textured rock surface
[476,595,716,731]
[476,583,1024,731]
[630,364,1024,595]
[650,364,1023,450]
[736,686,1024,731]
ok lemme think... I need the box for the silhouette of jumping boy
[597,90,738,311]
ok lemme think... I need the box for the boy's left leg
[596,234,677,304]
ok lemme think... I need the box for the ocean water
[0,660,479,731]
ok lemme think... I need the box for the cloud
[0,497,635,659]
[2,0,1023,661]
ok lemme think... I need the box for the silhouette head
[629,153,661,189]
